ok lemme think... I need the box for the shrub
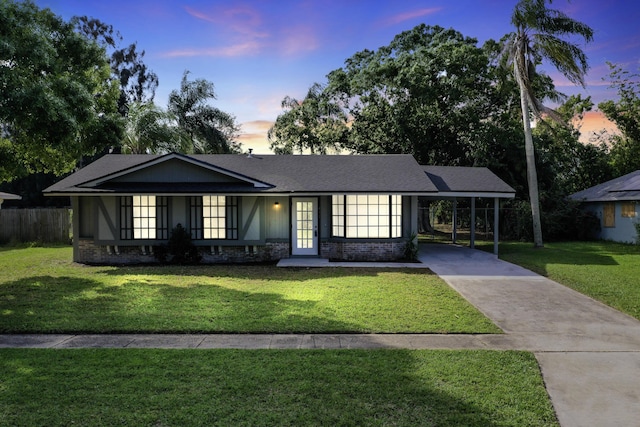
[403,232,419,261]
[500,199,600,242]
[154,224,201,264]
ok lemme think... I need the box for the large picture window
[189,196,238,240]
[120,195,168,240]
[332,194,402,238]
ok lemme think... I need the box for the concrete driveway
[422,244,640,427]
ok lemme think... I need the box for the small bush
[154,224,201,264]
[403,232,419,261]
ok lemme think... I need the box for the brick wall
[200,242,290,263]
[76,239,156,264]
[76,239,404,264]
[321,241,405,261]
[75,239,290,265]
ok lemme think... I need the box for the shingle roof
[45,153,439,194]
[422,166,516,194]
[570,170,640,202]
[0,192,22,200]
[44,153,516,197]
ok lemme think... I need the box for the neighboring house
[570,170,640,244]
[0,192,21,209]
[44,153,515,264]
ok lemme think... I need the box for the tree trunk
[519,86,544,248]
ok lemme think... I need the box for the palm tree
[121,102,181,154]
[506,0,593,247]
[168,71,240,154]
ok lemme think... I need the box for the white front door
[291,197,318,256]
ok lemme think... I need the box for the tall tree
[168,71,240,154]
[324,25,495,165]
[505,0,593,247]
[73,16,159,116]
[598,63,640,176]
[0,0,122,181]
[268,83,347,154]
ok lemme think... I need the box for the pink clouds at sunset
[379,7,443,27]
[161,4,319,58]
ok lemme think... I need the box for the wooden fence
[0,208,72,244]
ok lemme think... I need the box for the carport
[420,166,516,255]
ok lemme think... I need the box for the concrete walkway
[2,244,640,426]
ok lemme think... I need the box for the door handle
[314,226,318,237]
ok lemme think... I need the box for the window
[133,195,156,239]
[332,194,402,238]
[603,202,615,228]
[332,195,345,237]
[621,202,636,218]
[189,196,238,240]
[120,195,168,240]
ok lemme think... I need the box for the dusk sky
[36,0,639,152]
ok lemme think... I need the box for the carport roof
[422,166,516,198]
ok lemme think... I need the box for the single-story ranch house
[570,170,640,244]
[44,153,515,264]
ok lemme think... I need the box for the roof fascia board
[427,192,516,199]
[48,191,515,198]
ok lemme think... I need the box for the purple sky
[36,0,639,152]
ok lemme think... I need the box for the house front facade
[570,170,640,244]
[44,153,515,264]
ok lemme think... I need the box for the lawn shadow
[0,275,362,333]
[100,263,434,280]
[0,348,542,426]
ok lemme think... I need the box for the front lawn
[0,348,557,426]
[479,241,640,320]
[0,246,499,333]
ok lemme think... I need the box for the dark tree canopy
[598,63,640,176]
[0,0,122,181]
[330,25,496,165]
[270,25,501,166]
[268,83,347,154]
[73,16,159,116]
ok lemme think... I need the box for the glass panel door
[292,198,318,256]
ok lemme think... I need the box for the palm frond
[534,34,589,86]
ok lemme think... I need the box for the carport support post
[452,198,457,243]
[470,197,476,249]
[493,197,499,255]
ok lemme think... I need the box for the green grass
[0,246,499,333]
[0,348,558,426]
[478,240,640,320]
